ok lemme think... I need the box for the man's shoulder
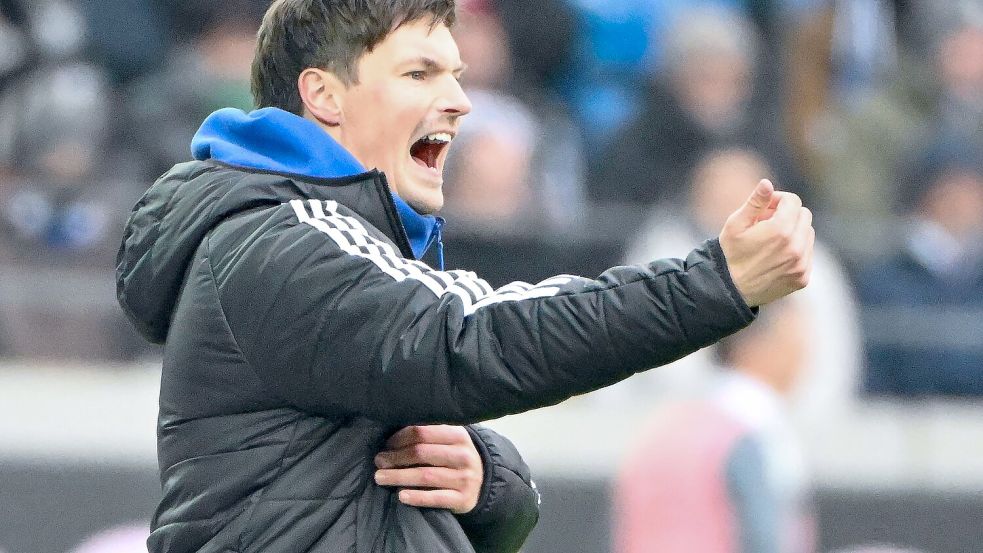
[207,196,399,274]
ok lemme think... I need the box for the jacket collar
[190,107,443,262]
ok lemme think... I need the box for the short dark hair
[252,0,457,115]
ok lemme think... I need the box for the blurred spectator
[442,90,541,227]
[856,140,983,397]
[829,0,901,107]
[446,0,586,229]
[74,0,165,82]
[24,0,88,62]
[0,1,35,166]
[442,88,586,230]
[589,5,805,215]
[67,523,150,553]
[164,0,268,41]
[559,0,794,147]
[0,0,32,87]
[0,61,143,361]
[604,148,862,428]
[809,2,983,255]
[614,298,815,553]
[2,62,135,268]
[492,0,578,94]
[440,0,596,286]
[559,0,660,143]
[124,6,259,177]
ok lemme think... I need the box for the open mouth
[410,133,452,172]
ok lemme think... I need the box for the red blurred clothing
[614,373,815,553]
[616,402,746,553]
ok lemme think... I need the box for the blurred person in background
[0,0,31,279]
[560,0,789,145]
[440,0,591,286]
[0,0,34,167]
[783,0,898,177]
[856,140,983,397]
[441,90,541,227]
[614,297,816,553]
[560,0,662,144]
[490,0,577,98]
[124,3,263,177]
[74,0,169,83]
[0,0,91,169]
[589,4,805,217]
[602,148,861,431]
[808,1,983,255]
[0,60,143,360]
[2,62,128,269]
[446,0,585,230]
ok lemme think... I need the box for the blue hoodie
[190,107,445,267]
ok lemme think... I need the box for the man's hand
[374,425,484,514]
[718,179,815,307]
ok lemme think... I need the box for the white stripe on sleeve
[289,199,575,315]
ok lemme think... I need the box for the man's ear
[298,68,347,126]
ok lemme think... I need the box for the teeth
[423,132,453,144]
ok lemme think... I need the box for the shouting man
[116,1,815,552]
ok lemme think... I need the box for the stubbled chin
[404,188,443,215]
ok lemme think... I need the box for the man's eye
[407,70,426,80]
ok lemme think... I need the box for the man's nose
[439,78,472,119]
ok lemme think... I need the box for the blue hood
[191,107,443,263]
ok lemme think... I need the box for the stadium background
[1,0,982,551]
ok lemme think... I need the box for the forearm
[224,228,753,424]
[374,239,756,424]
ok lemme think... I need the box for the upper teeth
[423,133,452,144]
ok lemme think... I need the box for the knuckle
[419,467,436,486]
[466,468,482,484]
[772,229,791,247]
[457,448,477,466]
[794,264,811,286]
[794,263,809,281]
[411,443,429,459]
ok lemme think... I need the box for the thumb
[729,179,774,229]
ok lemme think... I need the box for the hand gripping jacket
[116,108,756,553]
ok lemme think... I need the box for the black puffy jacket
[116,108,756,553]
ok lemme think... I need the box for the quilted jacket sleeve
[457,425,539,553]
[208,201,756,425]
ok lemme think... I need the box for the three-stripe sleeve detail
[289,199,573,315]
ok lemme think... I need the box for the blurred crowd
[1,0,981,393]
[1,1,981,552]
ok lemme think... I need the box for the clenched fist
[374,425,484,514]
[718,179,814,307]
